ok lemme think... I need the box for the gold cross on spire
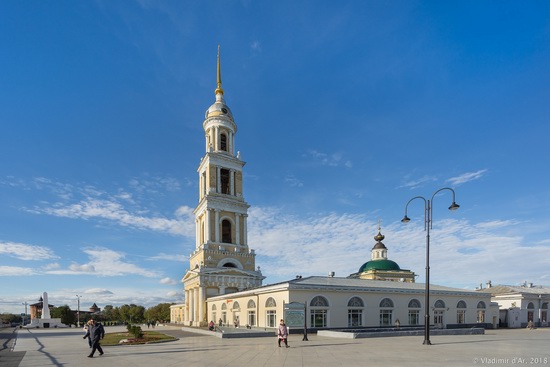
[215,44,224,95]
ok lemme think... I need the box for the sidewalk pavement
[1,325,549,367]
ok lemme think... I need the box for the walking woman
[277,319,289,348]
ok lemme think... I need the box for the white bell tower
[182,46,264,327]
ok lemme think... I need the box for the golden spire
[215,44,224,95]
[374,220,385,242]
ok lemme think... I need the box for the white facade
[480,283,550,328]
[206,276,495,330]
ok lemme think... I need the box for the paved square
[2,326,549,367]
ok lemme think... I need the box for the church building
[171,48,496,330]
[180,47,264,327]
[348,226,416,282]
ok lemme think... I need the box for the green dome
[358,259,401,272]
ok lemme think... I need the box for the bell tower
[182,46,264,326]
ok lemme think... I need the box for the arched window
[527,302,535,309]
[434,300,446,308]
[310,296,329,328]
[310,296,329,307]
[408,299,421,308]
[477,301,486,323]
[348,297,364,307]
[222,262,237,268]
[379,298,394,326]
[233,301,240,310]
[220,133,227,151]
[247,300,256,309]
[212,305,217,311]
[408,299,421,325]
[457,301,467,324]
[265,297,276,327]
[220,169,230,194]
[265,297,276,308]
[348,297,364,327]
[221,303,227,310]
[222,219,232,243]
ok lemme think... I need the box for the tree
[145,303,173,323]
[129,304,145,324]
[50,305,76,325]
[118,304,131,323]
[103,305,114,320]
[0,313,22,325]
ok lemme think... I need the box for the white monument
[24,291,66,328]
[42,291,51,319]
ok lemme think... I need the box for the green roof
[358,259,401,272]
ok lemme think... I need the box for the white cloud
[81,247,161,277]
[251,41,262,52]
[69,263,97,273]
[284,175,304,188]
[248,206,550,288]
[160,277,177,285]
[304,150,352,168]
[45,247,161,277]
[0,266,36,276]
[446,169,488,186]
[166,291,178,297]
[149,253,187,262]
[33,199,194,237]
[42,262,60,270]
[84,288,114,295]
[398,175,438,190]
[0,241,58,261]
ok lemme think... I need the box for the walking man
[83,320,105,358]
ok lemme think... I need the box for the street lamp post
[22,302,28,326]
[401,187,459,345]
[76,295,82,327]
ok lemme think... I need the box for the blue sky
[1,1,550,314]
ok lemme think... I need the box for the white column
[215,210,220,243]
[188,289,194,324]
[235,214,241,245]
[214,126,219,151]
[229,131,234,155]
[230,170,235,196]
[216,166,221,193]
[243,214,248,245]
[198,286,205,325]
[184,290,187,323]
[206,210,211,242]
[195,219,199,249]
[194,288,199,325]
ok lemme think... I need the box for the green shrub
[130,325,143,339]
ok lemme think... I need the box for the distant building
[29,296,54,320]
[478,281,549,328]
[89,303,101,313]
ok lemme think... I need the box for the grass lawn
[102,331,177,346]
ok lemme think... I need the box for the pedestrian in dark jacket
[83,320,105,358]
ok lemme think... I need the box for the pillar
[235,214,241,245]
[215,210,220,242]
